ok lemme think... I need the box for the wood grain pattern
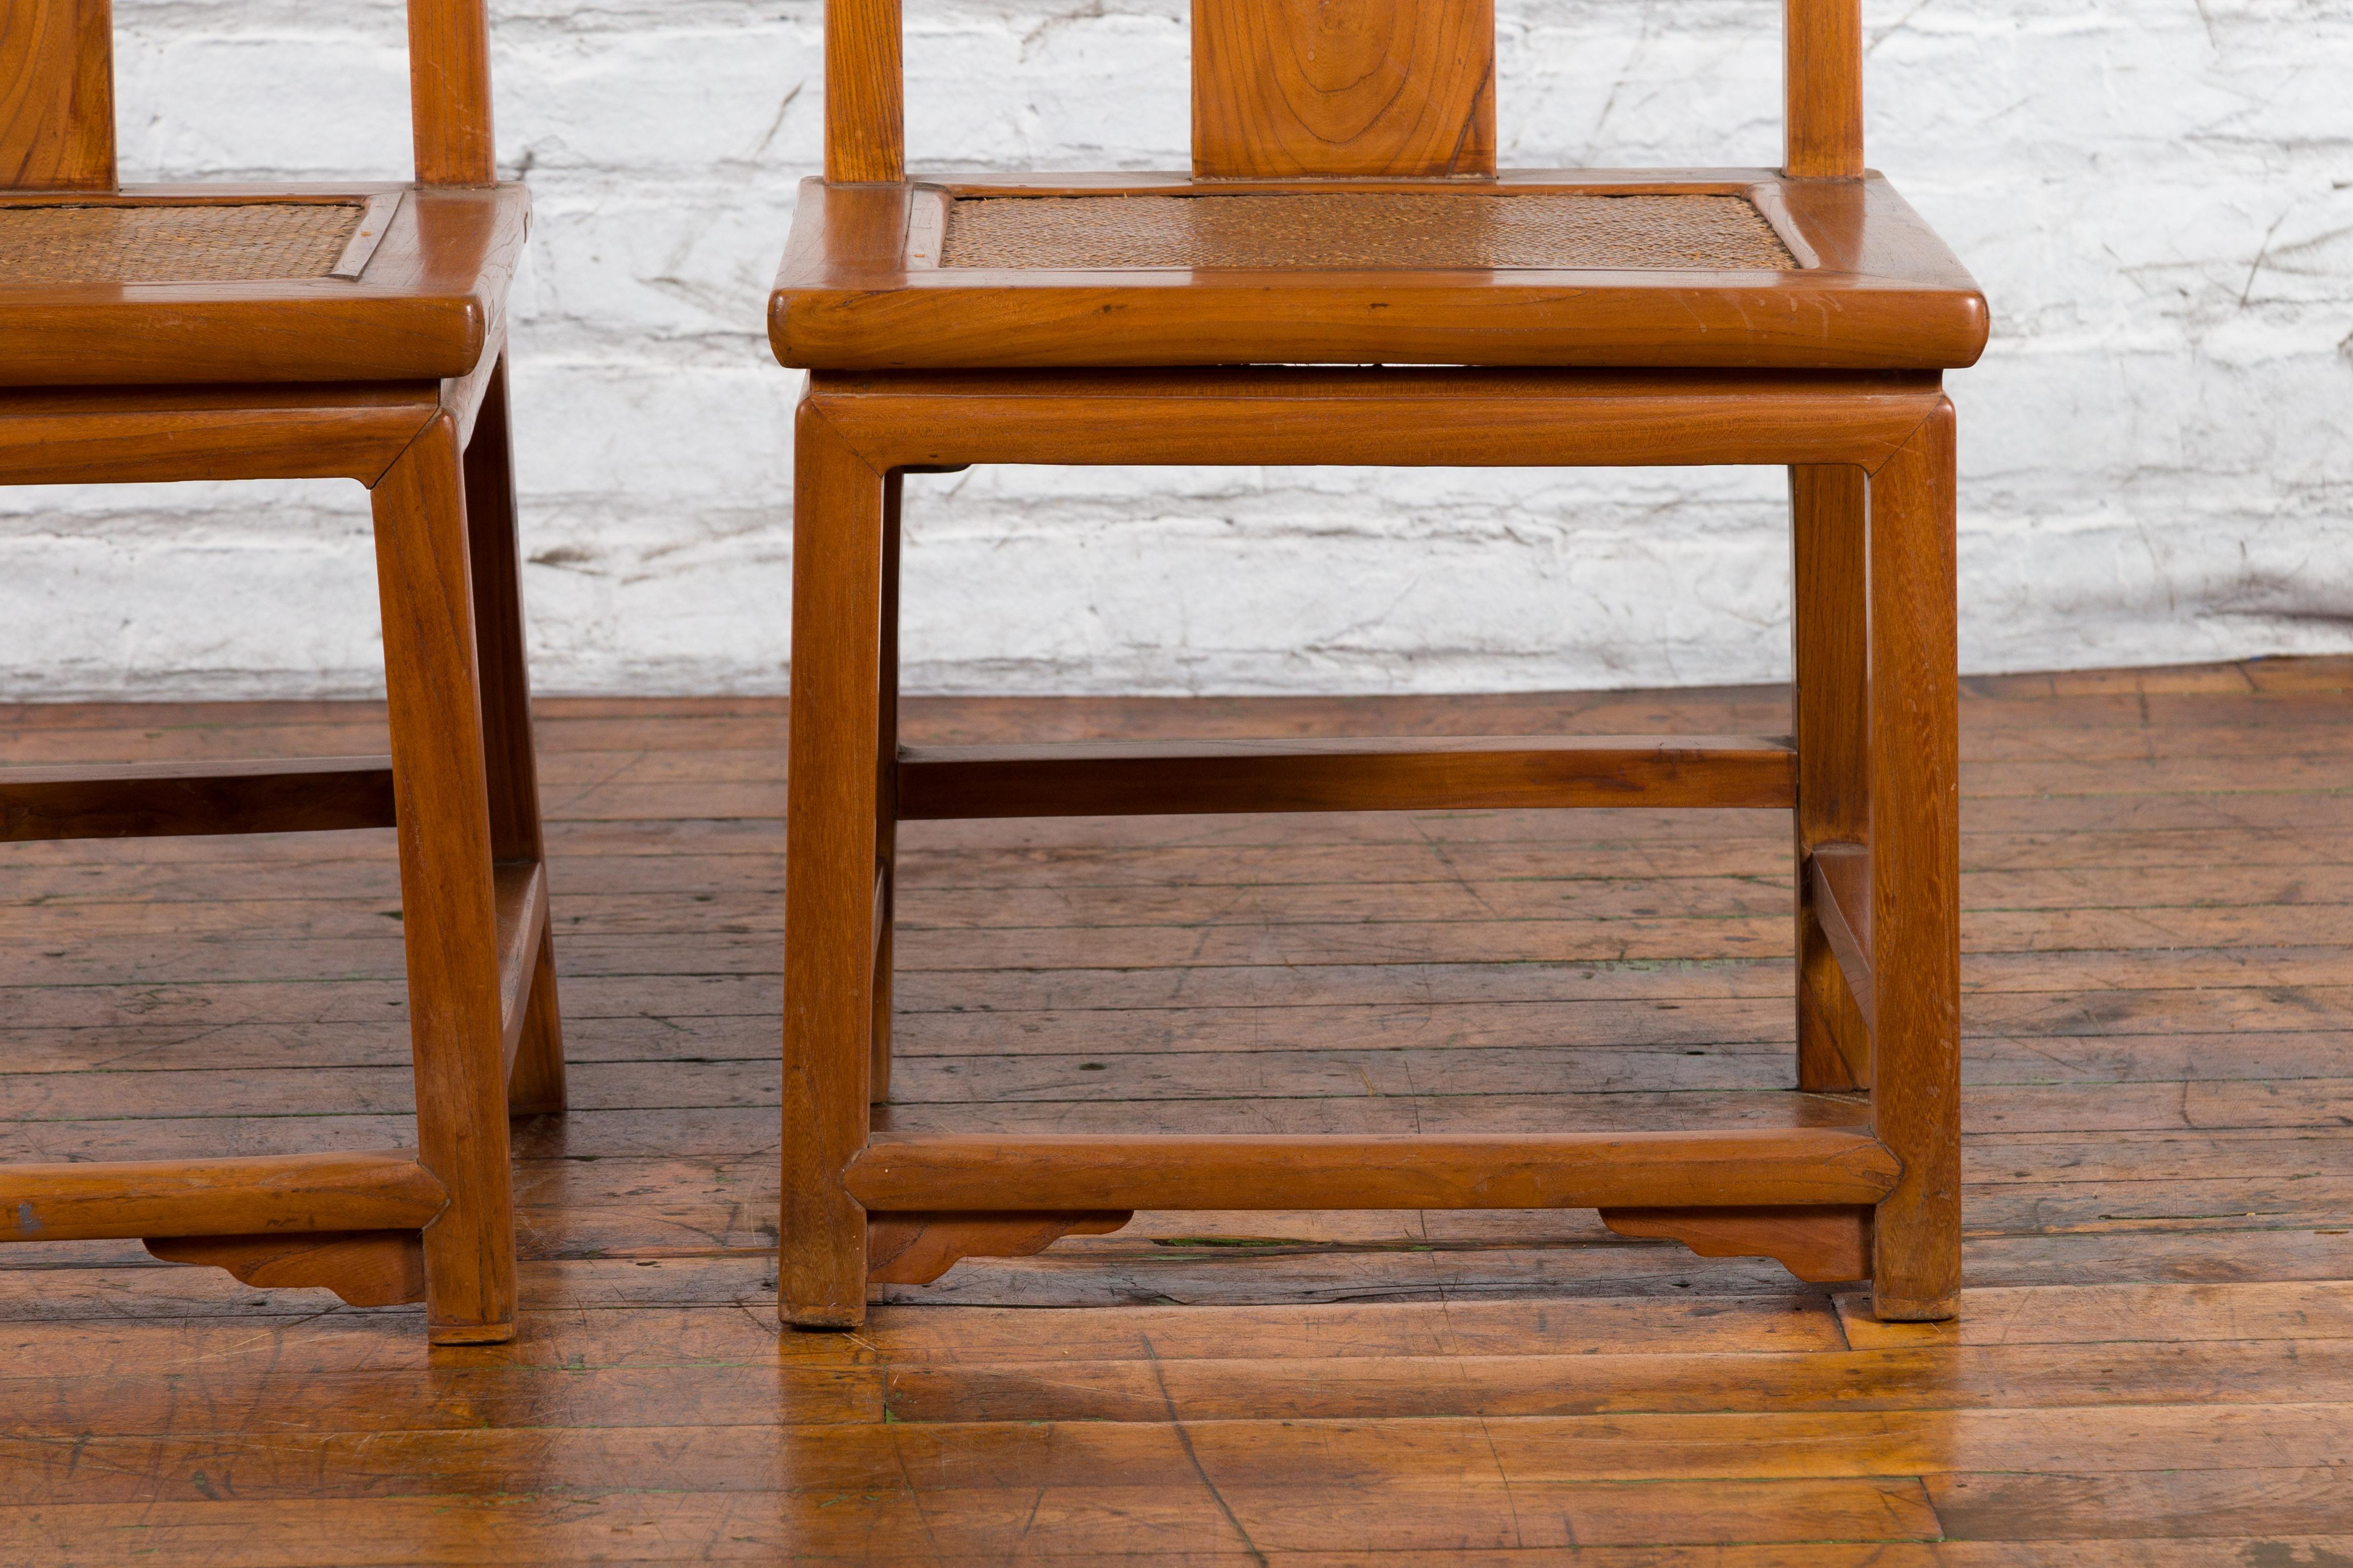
[843,1130,1903,1212]
[0,756,396,841]
[371,411,517,1345]
[144,1230,428,1308]
[824,0,903,183]
[0,0,114,192]
[898,734,1797,818]
[1784,0,1865,178]
[0,0,548,1355]
[462,355,565,1117]
[866,1211,1131,1285]
[771,173,1990,373]
[0,185,525,388]
[1192,0,1495,178]
[0,383,440,484]
[1864,398,1961,1320]
[781,396,888,1327]
[872,471,903,1106]
[0,1150,445,1242]
[407,0,495,185]
[1601,1204,1871,1284]
[3,665,2350,1557]
[1808,841,1873,1024]
[1790,462,1870,1091]
[807,366,1951,473]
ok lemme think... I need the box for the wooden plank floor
[4,656,2352,1562]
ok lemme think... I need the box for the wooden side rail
[897,735,1797,819]
[1807,841,1873,1023]
[811,369,1949,475]
[0,756,397,841]
[843,1129,1901,1213]
[0,1150,448,1242]
[0,384,442,487]
[493,860,551,1077]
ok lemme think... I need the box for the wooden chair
[0,0,561,1345]
[769,0,1985,1325]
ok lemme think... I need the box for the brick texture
[2,0,2347,698]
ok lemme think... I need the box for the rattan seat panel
[0,202,362,286]
[940,192,1798,272]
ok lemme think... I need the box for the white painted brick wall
[4,0,2348,698]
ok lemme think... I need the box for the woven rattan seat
[939,192,1797,272]
[0,202,362,286]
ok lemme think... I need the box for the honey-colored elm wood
[0,0,559,1347]
[807,367,1950,471]
[0,184,529,388]
[777,0,1972,1327]
[866,1212,1132,1286]
[1863,399,1962,1321]
[1808,842,1875,1025]
[0,0,113,191]
[144,1231,429,1309]
[896,734,1796,819]
[0,1151,446,1242]
[1783,0,1864,178]
[872,471,903,1106]
[0,755,396,841]
[781,402,887,1327]
[4,667,2347,1554]
[1600,1205,1873,1284]
[1792,463,1871,1091]
[825,0,903,184]
[464,356,565,1117]
[371,410,519,1345]
[772,176,1985,374]
[844,1131,1903,1214]
[1191,0,1496,179]
[0,382,441,484]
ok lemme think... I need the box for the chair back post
[1,0,117,192]
[825,0,904,184]
[1783,0,1864,177]
[409,0,498,185]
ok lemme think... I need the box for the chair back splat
[0,0,499,192]
[818,0,1868,185]
[1,0,115,191]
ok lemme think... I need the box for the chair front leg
[782,403,887,1328]
[462,353,566,1116]
[373,409,517,1345]
[1863,399,1962,1322]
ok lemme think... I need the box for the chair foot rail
[843,1129,1900,1212]
[1,1149,448,1242]
[898,734,1797,819]
[0,755,396,841]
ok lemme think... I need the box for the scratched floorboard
[3,658,2352,1562]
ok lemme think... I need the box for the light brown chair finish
[772,0,1978,1326]
[0,0,561,1346]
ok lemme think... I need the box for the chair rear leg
[782,404,887,1328]
[1863,402,1963,1322]
[1791,464,1871,1092]
[462,353,566,1115]
[373,409,517,1345]
[871,472,902,1106]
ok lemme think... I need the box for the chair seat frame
[781,367,1960,1325]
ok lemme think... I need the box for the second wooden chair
[770,0,1986,1326]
